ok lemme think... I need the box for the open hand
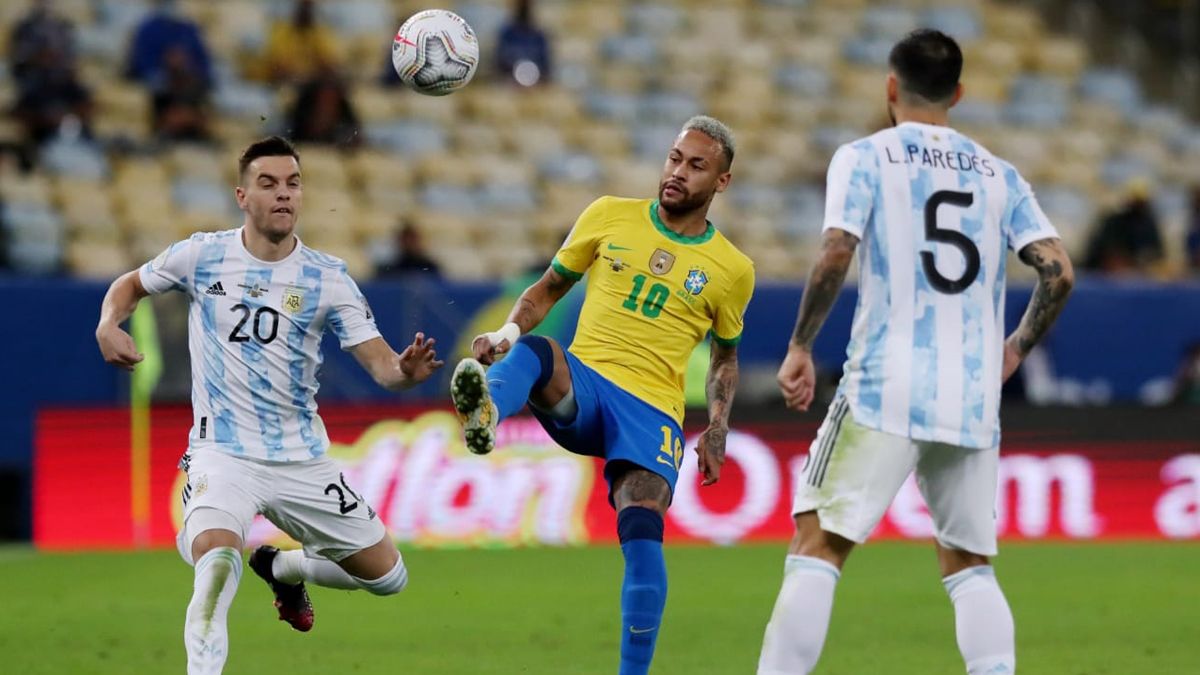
[398,332,444,384]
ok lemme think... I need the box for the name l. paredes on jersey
[884,144,997,177]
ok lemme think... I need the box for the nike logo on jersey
[205,282,226,296]
[607,243,634,251]
[629,626,657,634]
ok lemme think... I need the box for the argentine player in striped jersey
[758,32,1074,675]
[95,137,444,674]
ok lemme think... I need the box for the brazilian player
[450,115,755,675]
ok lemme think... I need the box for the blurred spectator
[151,46,211,142]
[126,0,213,91]
[12,63,92,152]
[287,71,360,147]
[1171,342,1200,405]
[8,0,76,88]
[377,222,441,277]
[1186,186,1200,273]
[258,0,343,85]
[1082,179,1164,274]
[496,0,552,87]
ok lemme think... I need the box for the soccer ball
[392,9,479,96]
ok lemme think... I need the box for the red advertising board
[34,405,1200,550]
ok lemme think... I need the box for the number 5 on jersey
[923,190,980,295]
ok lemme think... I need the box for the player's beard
[253,206,297,243]
[658,182,710,216]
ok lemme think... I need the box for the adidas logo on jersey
[205,281,226,296]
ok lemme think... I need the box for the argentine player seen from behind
[450,116,754,675]
[95,137,444,674]
[757,31,1074,675]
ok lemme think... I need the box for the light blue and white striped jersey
[139,228,380,461]
[825,121,1058,449]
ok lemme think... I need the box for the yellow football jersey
[552,196,755,424]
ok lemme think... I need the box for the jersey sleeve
[1002,165,1059,252]
[822,142,877,238]
[138,237,195,296]
[326,268,382,350]
[551,197,608,281]
[711,264,755,347]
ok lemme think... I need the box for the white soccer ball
[391,9,479,96]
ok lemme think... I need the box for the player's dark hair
[888,29,962,104]
[238,136,301,178]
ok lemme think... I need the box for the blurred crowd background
[2,0,1200,284]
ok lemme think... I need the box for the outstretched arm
[1004,238,1074,381]
[472,266,577,364]
[696,341,739,486]
[96,270,150,370]
[351,333,445,391]
[779,229,859,412]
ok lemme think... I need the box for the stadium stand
[2,0,1199,282]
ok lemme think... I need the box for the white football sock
[757,554,841,675]
[184,547,241,675]
[942,565,1016,674]
[272,549,360,590]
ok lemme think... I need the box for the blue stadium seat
[419,184,481,215]
[630,123,681,161]
[776,64,832,98]
[584,91,640,123]
[171,179,232,217]
[626,4,685,35]
[638,92,700,124]
[861,6,917,40]
[954,99,1005,127]
[539,152,604,185]
[601,35,661,67]
[1078,68,1142,117]
[41,139,110,181]
[367,121,448,156]
[920,7,982,42]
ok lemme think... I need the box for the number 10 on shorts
[657,426,683,471]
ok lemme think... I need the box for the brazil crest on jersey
[552,196,755,423]
[139,228,381,462]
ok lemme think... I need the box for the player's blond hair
[681,115,735,170]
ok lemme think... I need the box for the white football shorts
[792,397,999,556]
[176,447,385,564]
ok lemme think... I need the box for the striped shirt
[825,121,1058,449]
[139,228,380,461]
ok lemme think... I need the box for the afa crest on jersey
[282,287,306,315]
[684,268,709,295]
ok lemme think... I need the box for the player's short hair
[238,136,301,179]
[681,115,735,170]
[888,29,963,105]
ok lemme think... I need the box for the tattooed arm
[471,266,577,364]
[1004,238,1074,381]
[696,342,739,486]
[779,229,859,411]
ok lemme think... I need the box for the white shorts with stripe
[792,397,1000,555]
[176,447,386,564]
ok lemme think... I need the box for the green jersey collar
[649,200,715,245]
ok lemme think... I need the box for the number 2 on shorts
[324,472,363,515]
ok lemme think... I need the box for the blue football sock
[617,506,667,675]
[486,335,555,420]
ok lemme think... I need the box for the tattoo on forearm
[1013,239,1073,355]
[508,268,576,333]
[706,346,738,432]
[792,231,857,349]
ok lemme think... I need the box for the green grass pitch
[1,542,1195,674]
